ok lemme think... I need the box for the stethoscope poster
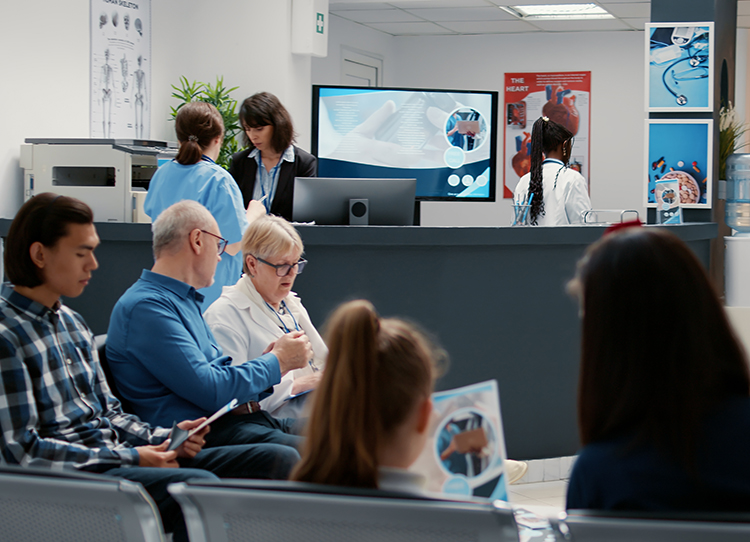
[89,0,152,139]
[502,71,591,198]
[644,119,713,208]
[646,22,714,112]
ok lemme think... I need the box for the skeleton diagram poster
[90,0,151,139]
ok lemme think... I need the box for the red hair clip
[604,219,643,236]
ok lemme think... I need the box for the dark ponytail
[292,299,443,489]
[174,102,224,165]
[527,117,574,225]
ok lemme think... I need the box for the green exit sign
[316,12,324,34]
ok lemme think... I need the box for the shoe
[505,459,528,484]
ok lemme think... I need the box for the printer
[20,138,178,223]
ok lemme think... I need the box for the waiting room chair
[550,510,750,542]
[0,465,166,542]
[94,333,137,414]
[168,478,519,542]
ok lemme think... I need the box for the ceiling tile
[739,2,750,16]
[405,7,516,21]
[331,9,423,23]
[389,0,494,7]
[439,19,541,33]
[530,18,632,31]
[600,2,650,18]
[367,20,458,34]
[328,2,393,9]
[739,15,750,28]
[487,0,595,5]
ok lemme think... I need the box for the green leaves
[170,76,242,170]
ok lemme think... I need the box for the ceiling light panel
[501,3,615,20]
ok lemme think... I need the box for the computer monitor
[312,85,498,202]
[293,177,417,226]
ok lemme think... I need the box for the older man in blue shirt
[107,200,311,456]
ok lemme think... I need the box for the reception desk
[0,220,718,459]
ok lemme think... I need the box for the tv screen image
[312,86,498,202]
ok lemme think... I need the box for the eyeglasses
[255,256,307,276]
[200,230,228,256]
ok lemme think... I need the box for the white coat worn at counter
[513,159,591,225]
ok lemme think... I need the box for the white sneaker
[505,459,528,484]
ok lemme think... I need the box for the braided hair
[528,117,574,225]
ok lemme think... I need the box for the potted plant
[170,76,241,169]
[719,101,749,180]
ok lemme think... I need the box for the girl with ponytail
[144,101,264,307]
[292,299,443,492]
[514,116,591,226]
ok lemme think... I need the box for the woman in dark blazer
[229,92,317,221]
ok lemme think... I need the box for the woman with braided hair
[513,116,591,226]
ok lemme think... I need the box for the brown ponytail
[292,300,443,489]
[174,102,224,165]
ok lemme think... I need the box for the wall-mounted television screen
[311,85,498,202]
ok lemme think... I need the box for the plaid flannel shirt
[0,284,169,472]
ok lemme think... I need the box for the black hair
[528,117,574,225]
[239,92,295,153]
[5,193,94,288]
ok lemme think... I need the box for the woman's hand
[291,372,322,396]
[246,200,267,224]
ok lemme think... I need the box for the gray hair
[152,200,215,258]
[241,215,304,274]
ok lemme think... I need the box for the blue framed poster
[645,119,713,208]
[645,22,713,112]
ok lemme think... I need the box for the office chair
[0,465,166,542]
[169,478,519,542]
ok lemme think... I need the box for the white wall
[0,0,313,219]
[392,31,645,226]
[0,1,90,218]
[151,0,312,149]
[312,14,397,86]
[311,24,646,226]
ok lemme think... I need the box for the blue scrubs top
[144,158,249,308]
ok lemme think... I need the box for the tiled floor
[508,479,568,518]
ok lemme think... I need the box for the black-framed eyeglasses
[200,230,228,256]
[255,256,307,276]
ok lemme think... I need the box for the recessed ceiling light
[500,3,614,20]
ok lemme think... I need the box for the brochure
[410,380,510,501]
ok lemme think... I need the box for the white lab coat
[514,159,591,226]
[203,276,328,415]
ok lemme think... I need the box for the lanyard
[258,156,283,213]
[543,158,567,190]
[265,300,299,333]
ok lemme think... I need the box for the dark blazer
[228,146,317,221]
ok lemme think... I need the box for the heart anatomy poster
[503,72,591,198]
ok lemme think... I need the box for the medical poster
[411,380,510,501]
[90,0,151,139]
[646,23,713,112]
[645,119,713,208]
[503,72,591,198]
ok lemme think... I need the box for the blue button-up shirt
[144,157,249,308]
[250,145,295,213]
[106,270,281,428]
[0,285,168,472]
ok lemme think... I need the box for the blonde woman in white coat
[204,215,327,417]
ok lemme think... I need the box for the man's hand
[270,331,312,374]
[174,418,209,459]
[136,441,179,468]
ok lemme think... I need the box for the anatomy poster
[646,23,713,112]
[503,71,591,198]
[645,119,712,208]
[90,0,151,139]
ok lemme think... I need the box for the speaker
[349,198,369,225]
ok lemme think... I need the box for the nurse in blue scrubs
[144,101,263,308]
